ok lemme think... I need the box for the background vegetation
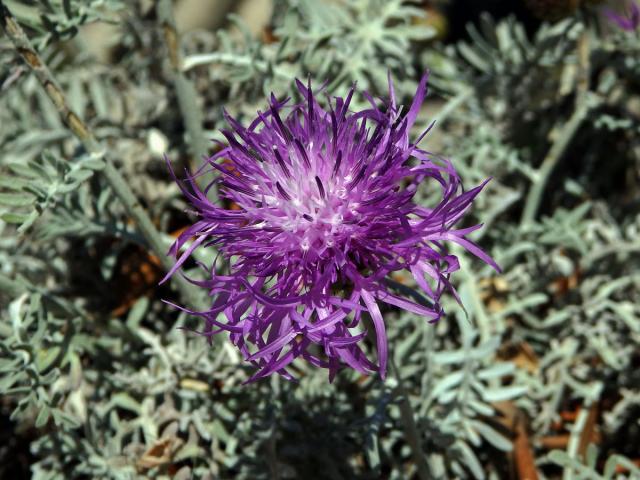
[1,0,639,478]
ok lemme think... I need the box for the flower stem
[0,1,205,309]
[390,360,432,480]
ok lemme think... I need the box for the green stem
[428,88,472,132]
[182,52,293,80]
[521,29,595,228]
[581,242,640,268]
[266,375,281,480]
[540,339,578,434]
[520,97,593,227]
[562,383,602,480]
[0,1,205,309]
[419,322,434,412]
[390,360,432,480]
[157,0,216,195]
[0,273,24,298]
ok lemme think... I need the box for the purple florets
[605,1,640,31]
[165,72,499,382]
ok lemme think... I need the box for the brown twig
[577,403,599,458]
[495,402,539,480]
[539,434,571,450]
[514,413,539,480]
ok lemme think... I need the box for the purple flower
[605,1,640,31]
[164,72,499,382]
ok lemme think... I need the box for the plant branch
[562,383,602,480]
[521,29,596,228]
[0,273,25,298]
[0,1,205,309]
[157,0,216,195]
[520,97,594,227]
[425,87,473,140]
[390,360,432,480]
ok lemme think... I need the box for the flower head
[605,1,640,31]
[165,73,498,382]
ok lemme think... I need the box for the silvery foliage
[1,1,639,479]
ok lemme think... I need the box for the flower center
[269,168,362,255]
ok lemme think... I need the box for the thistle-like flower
[165,73,498,382]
